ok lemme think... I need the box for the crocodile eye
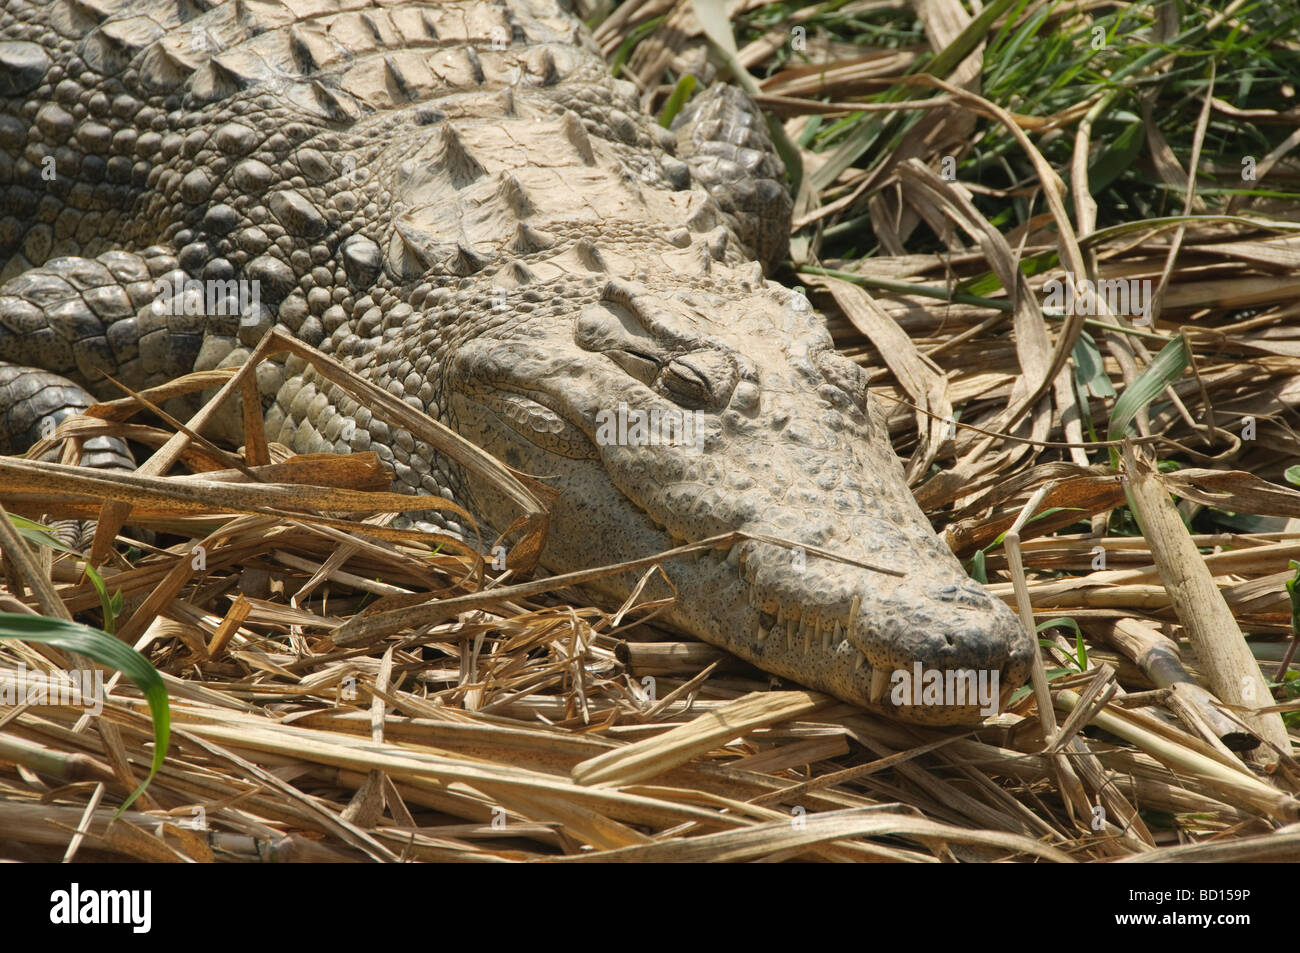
[659,349,737,410]
[606,348,659,386]
[661,357,712,406]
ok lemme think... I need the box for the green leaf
[1072,331,1117,399]
[1086,120,1145,194]
[691,0,739,58]
[658,74,697,128]
[8,516,126,637]
[1287,560,1300,639]
[1285,465,1300,486]
[81,562,120,637]
[0,613,170,813]
[1035,616,1082,635]
[6,513,82,557]
[1010,666,1074,704]
[923,0,1025,79]
[1106,334,1191,443]
[610,14,667,77]
[1037,616,1086,670]
[1038,637,1086,671]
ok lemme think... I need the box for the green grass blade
[0,613,170,812]
[610,14,666,77]
[6,515,123,637]
[7,513,82,557]
[1106,334,1191,443]
[922,0,1022,79]
[1287,560,1300,640]
[659,74,697,127]
[80,562,120,637]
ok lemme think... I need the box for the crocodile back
[0,0,727,281]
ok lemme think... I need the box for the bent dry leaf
[0,613,169,812]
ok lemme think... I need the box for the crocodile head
[448,273,1033,724]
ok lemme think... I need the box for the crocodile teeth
[869,667,889,704]
[847,594,861,643]
[819,617,831,652]
[756,621,769,645]
[854,652,866,673]
[725,544,740,568]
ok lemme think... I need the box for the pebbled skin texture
[0,0,1033,723]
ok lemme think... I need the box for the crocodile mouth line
[695,540,1020,715]
[457,385,599,460]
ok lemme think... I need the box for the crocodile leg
[0,363,132,468]
[0,246,284,439]
[0,363,135,550]
[671,84,793,270]
[0,249,214,395]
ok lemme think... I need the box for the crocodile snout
[668,534,1032,725]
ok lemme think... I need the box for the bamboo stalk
[572,691,828,787]
[1120,444,1291,757]
[1087,617,1260,752]
[1056,689,1299,822]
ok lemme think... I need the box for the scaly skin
[0,0,1032,723]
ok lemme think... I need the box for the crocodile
[0,0,1032,723]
